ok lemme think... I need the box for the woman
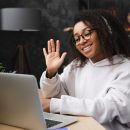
[40,10,130,130]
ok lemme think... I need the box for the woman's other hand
[40,98,51,112]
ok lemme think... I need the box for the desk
[0,116,105,130]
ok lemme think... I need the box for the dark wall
[0,0,130,85]
[0,0,79,85]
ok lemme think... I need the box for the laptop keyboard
[45,119,62,128]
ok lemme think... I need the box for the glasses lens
[83,29,92,39]
[74,36,80,44]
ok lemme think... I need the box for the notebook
[0,73,77,130]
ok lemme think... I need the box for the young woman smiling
[40,10,130,130]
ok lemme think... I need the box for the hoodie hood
[89,55,128,67]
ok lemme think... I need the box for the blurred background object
[0,63,6,72]
[0,8,41,74]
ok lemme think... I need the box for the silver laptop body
[0,73,77,130]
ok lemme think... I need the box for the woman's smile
[81,42,93,53]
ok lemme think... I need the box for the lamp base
[12,44,31,74]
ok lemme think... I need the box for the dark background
[0,0,130,86]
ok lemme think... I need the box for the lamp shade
[0,8,41,31]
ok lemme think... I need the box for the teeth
[83,45,92,52]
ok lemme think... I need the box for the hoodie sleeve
[40,64,75,98]
[50,70,130,125]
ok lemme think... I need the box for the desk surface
[0,116,105,130]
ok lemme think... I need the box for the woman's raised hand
[43,39,67,78]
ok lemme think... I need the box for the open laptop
[0,73,77,130]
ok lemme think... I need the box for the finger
[43,48,47,57]
[48,40,52,53]
[60,52,67,62]
[50,39,55,52]
[56,40,60,53]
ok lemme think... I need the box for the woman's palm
[46,51,63,71]
[43,39,67,74]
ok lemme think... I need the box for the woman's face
[73,21,105,63]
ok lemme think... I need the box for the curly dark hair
[68,9,130,67]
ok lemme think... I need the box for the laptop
[0,73,77,130]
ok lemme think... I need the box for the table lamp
[0,8,41,74]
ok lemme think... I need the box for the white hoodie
[40,55,130,130]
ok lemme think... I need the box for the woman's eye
[84,31,90,36]
[74,37,80,42]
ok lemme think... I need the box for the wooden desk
[0,116,105,130]
[67,116,106,130]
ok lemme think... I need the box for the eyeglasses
[73,28,95,45]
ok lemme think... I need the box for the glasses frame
[73,28,95,45]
